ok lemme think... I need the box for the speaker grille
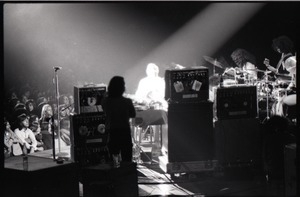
[216,86,257,120]
[165,67,209,103]
[70,113,109,166]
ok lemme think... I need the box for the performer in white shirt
[135,63,167,110]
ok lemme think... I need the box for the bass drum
[271,90,297,120]
[283,90,297,120]
[283,94,296,106]
[283,89,296,106]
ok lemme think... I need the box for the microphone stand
[53,67,65,160]
[51,115,56,161]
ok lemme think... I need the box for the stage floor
[4,143,289,197]
[137,163,285,196]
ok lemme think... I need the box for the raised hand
[264,58,277,73]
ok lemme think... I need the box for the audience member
[25,99,37,117]
[14,114,38,154]
[59,95,71,116]
[59,117,71,146]
[4,118,23,157]
[39,104,55,150]
[29,115,44,151]
[68,94,75,114]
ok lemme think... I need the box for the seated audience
[14,114,38,155]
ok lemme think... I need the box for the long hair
[107,76,125,98]
[17,114,28,130]
[231,48,256,66]
[272,35,294,54]
[40,104,52,120]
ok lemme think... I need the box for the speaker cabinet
[214,118,262,165]
[81,162,138,197]
[165,67,209,103]
[70,113,109,166]
[74,84,106,114]
[284,143,296,197]
[166,102,214,162]
[216,86,257,120]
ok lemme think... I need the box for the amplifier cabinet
[81,162,138,197]
[166,102,214,162]
[70,113,109,166]
[216,85,257,120]
[165,67,209,103]
[74,84,106,114]
[284,143,296,197]
[214,118,262,165]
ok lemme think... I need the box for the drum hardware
[260,70,273,123]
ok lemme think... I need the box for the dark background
[3,2,300,95]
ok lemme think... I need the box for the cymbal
[246,68,272,73]
[276,79,292,83]
[276,73,291,77]
[203,56,223,68]
[235,68,249,73]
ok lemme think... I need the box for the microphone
[54,66,62,71]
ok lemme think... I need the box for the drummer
[230,48,258,84]
[264,36,296,121]
[263,35,296,90]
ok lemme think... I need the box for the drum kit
[204,56,296,122]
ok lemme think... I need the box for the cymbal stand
[213,60,216,76]
[262,71,271,123]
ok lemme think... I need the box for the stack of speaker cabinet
[160,67,217,174]
[71,84,108,166]
[72,84,139,197]
[214,85,262,168]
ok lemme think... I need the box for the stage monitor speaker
[165,67,209,103]
[74,84,106,114]
[70,112,109,166]
[166,102,214,162]
[216,85,257,120]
